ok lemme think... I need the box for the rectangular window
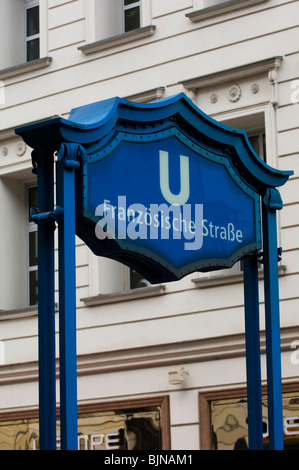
[248,132,266,162]
[210,393,299,450]
[25,0,40,62]
[27,186,38,306]
[0,396,170,450]
[128,268,150,290]
[123,0,141,32]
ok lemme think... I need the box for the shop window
[0,396,170,450]
[199,388,299,450]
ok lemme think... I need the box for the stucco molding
[0,325,297,386]
[186,0,269,23]
[0,57,52,81]
[78,25,156,55]
[181,56,283,92]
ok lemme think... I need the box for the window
[0,396,170,450]
[222,112,266,162]
[27,186,38,306]
[248,132,266,162]
[24,0,40,62]
[0,0,49,74]
[123,0,141,32]
[81,0,154,52]
[126,268,150,290]
[199,388,299,450]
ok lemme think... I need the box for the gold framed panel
[0,395,170,451]
[199,382,299,450]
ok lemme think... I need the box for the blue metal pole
[243,254,264,450]
[262,188,284,450]
[34,148,57,450]
[56,143,79,450]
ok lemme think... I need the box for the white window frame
[123,0,142,33]
[125,267,150,291]
[24,0,40,62]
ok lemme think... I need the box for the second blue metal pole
[56,143,79,450]
[262,188,284,450]
[243,254,264,449]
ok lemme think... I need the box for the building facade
[0,0,298,450]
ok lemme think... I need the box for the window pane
[28,186,38,222]
[29,270,38,306]
[124,0,138,5]
[125,7,140,32]
[130,270,149,289]
[27,38,40,62]
[248,134,266,161]
[29,231,38,267]
[26,6,39,37]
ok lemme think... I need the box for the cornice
[78,25,156,55]
[82,285,166,307]
[181,56,283,92]
[186,0,269,23]
[0,325,298,386]
[0,57,52,81]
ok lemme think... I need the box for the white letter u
[159,150,190,205]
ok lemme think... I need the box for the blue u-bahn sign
[16,93,292,451]
[17,93,289,283]
[82,128,261,281]
[63,93,285,284]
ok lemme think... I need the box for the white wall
[0,0,24,69]
[0,176,27,310]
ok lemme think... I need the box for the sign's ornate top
[16,93,291,191]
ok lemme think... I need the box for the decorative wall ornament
[210,93,218,103]
[16,141,27,157]
[251,83,259,94]
[1,147,8,157]
[227,84,242,102]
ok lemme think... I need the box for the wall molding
[78,25,156,55]
[81,285,166,307]
[181,56,283,92]
[0,325,298,386]
[186,0,269,23]
[0,57,52,81]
